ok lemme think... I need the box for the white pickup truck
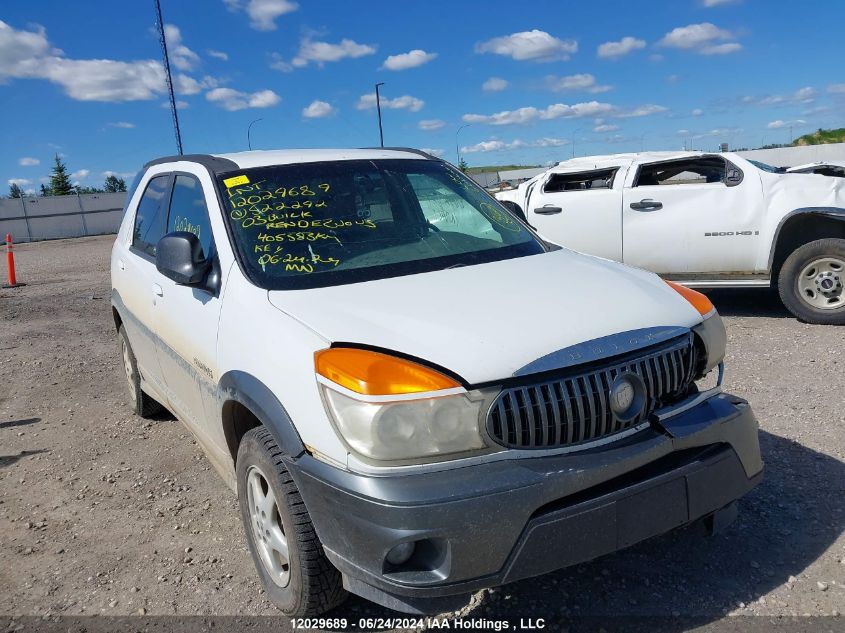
[496,151,845,324]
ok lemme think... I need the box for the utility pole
[375,82,385,147]
[153,0,183,155]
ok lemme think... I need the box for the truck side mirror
[156,232,211,286]
[725,168,743,187]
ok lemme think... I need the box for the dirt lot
[1,235,843,627]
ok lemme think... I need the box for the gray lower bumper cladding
[288,393,763,614]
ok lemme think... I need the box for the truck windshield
[216,158,544,289]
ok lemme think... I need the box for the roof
[548,151,719,173]
[144,148,435,174]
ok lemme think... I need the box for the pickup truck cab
[496,151,845,324]
[111,148,762,616]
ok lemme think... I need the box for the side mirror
[725,168,743,187]
[156,232,210,285]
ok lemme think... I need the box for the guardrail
[0,192,127,243]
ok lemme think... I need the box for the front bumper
[288,392,763,614]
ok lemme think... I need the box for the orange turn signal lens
[664,280,715,316]
[315,348,460,396]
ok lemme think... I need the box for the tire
[778,238,845,325]
[118,325,164,417]
[236,426,346,616]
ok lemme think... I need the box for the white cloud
[71,169,89,180]
[8,178,32,186]
[163,25,199,71]
[767,119,805,130]
[418,119,445,131]
[828,83,845,94]
[744,87,818,107]
[18,157,39,166]
[475,30,577,62]
[107,121,135,129]
[207,49,229,61]
[594,123,619,132]
[702,0,740,5]
[103,170,135,179]
[793,87,817,103]
[224,0,298,31]
[658,23,741,55]
[161,100,189,109]
[0,20,219,102]
[302,99,336,118]
[545,73,611,94]
[461,137,570,153]
[597,36,646,59]
[462,101,616,126]
[617,104,669,118]
[420,148,444,157]
[280,37,376,69]
[482,77,508,92]
[206,87,281,111]
[381,49,437,71]
[691,108,704,116]
[356,93,424,112]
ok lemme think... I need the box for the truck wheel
[236,426,346,616]
[778,238,845,325]
[118,325,163,417]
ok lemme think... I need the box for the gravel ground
[1,235,843,627]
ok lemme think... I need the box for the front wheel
[236,426,347,616]
[778,238,845,324]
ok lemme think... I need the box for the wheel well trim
[767,207,845,270]
[218,370,306,462]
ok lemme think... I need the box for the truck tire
[778,238,845,325]
[236,426,347,616]
[118,325,164,417]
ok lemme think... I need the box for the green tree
[458,158,469,173]
[49,154,73,196]
[9,183,23,198]
[103,174,127,193]
[39,183,52,197]
[74,184,104,195]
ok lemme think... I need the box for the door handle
[152,283,163,297]
[629,199,663,211]
[534,205,563,215]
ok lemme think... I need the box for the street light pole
[247,118,263,150]
[571,127,583,158]
[375,82,385,147]
[456,124,471,166]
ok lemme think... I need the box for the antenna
[153,0,183,155]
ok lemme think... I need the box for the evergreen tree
[104,175,127,192]
[9,183,23,198]
[49,154,73,196]
[458,158,469,173]
[39,183,52,197]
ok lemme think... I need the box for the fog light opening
[385,541,416,566]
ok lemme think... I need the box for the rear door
[622,155,762,274]
[119,172,172,396]
[524,166,624,260]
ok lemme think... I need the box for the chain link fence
[0,192,127,242]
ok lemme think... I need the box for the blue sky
[2,0,844,194]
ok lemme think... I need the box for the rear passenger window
[543,168,618,193]
[635,157,726,187]
[132,175,171,257]
[166,175,214,257]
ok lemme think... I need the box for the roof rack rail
[359,147,442,161]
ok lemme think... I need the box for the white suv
[111,148,763,616]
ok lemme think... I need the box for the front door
[622,155,762,274]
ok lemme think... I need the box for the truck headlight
[315,348,498,463]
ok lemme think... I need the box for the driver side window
[166,174,215,257]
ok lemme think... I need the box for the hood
[267,249,703,384]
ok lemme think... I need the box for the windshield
[748,159,786,174]
[216,158,544,289]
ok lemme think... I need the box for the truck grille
[487,334,696,450]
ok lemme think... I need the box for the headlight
[315,348,498,464]
[664,280,726,379]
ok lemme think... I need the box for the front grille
[487,334,696,450]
